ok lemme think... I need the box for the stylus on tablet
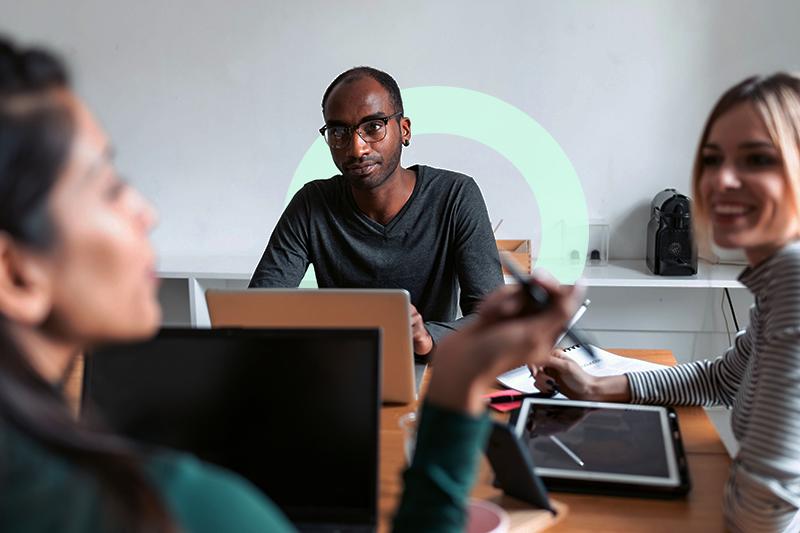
[549,436,585,467]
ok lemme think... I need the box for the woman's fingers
[541,352,575,374]
[433,274,584,387]
[533,350,567,393]
[426,275,584,414]
[533,367,554,392]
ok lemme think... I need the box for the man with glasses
[250,67,503,357]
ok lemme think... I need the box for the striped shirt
[627,241,800,533]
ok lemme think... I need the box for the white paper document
[496,344,669,394]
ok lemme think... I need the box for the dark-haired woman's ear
[0,233,53,326]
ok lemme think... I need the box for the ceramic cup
[466,499,510,533]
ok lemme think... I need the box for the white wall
[581,286,754,364]
[4,0,800,265]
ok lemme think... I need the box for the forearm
[394,282,577,531]
[392,402,491,533]
[626,362,733,407]
[392,340,495,531]
[424,317,473,346]
[426,359,491,416]
[590,375,632,403]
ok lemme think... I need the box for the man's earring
[403,139,410,147]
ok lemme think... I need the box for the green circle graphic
[289,86,588,283]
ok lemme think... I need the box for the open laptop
[206,289,416,404]
[82,328,381,533]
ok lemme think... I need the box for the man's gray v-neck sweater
[249,165,504,345]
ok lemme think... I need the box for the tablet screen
[515,399,680,486]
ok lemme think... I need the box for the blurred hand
[409,304,434,356]
[426,274,583,415]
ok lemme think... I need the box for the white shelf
[158,257,745,289]
[504,260,744,288]
[157,255,255,280]
[578,260,745,288]
[158,256,746,327]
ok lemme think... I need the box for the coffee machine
[646,189,697,276]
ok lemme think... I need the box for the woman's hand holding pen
[531,350,595,399]
[533,350,633,403]
[426,273,583,416]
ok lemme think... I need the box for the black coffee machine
[646,189,697,276]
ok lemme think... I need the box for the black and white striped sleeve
[626,320,754,407]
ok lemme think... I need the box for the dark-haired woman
[0,38,579,532]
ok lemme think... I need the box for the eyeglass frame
[318,111,404,149]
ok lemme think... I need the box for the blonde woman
[538,73,800,532]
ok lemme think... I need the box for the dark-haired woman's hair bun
[0,37,72,249]
[0,36,69,94]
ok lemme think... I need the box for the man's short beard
[346,167,392,190]
[345,145,402,191]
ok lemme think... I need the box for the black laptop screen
[82,328,380,526]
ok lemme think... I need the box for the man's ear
[0,233,53,326]
[400,116,411,146]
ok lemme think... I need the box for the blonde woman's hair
[692,73,800,238]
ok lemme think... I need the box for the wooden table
[379,349,731,532]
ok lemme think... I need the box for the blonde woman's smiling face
[699,102,800,265]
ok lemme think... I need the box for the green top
[394,402,492,532]
[0,402,490,533]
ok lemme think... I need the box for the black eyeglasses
[319,112,403,149]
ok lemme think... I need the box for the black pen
[499,253,597,360]
[487,392,556,405]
